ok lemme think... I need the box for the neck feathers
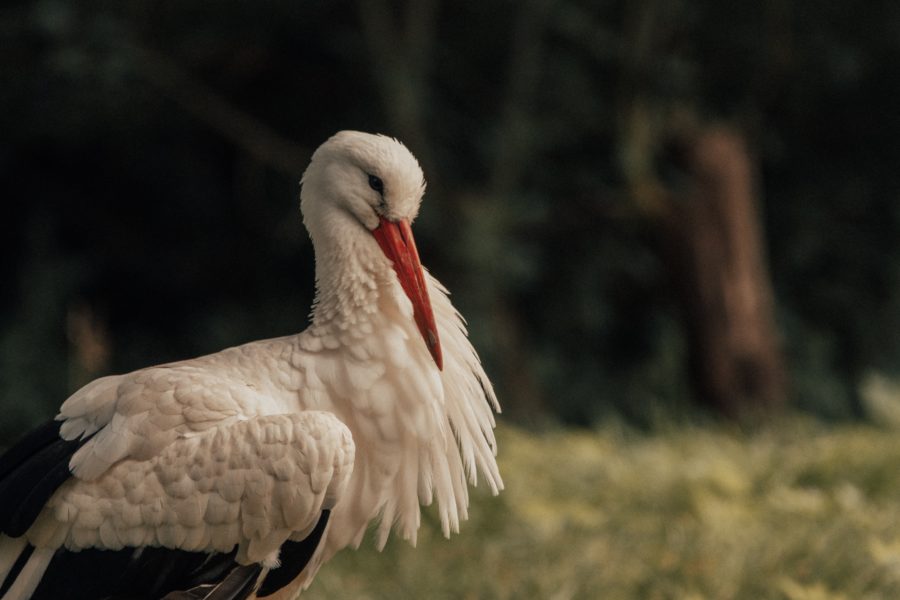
[307,218,392,334]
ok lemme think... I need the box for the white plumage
[0,131,502,600]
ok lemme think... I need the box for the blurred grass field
[304,417,900,600]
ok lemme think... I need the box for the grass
[303,417,900,600]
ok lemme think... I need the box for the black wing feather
[0,420,89,536]
[0,543,34,597]
[256,510,330,597]
[28,545,244,600]
[7,457,78,537]
[199,564,262,600]
[0,420,66,480]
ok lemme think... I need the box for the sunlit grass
[304,417,900,599]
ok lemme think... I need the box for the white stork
[0,131,502,600]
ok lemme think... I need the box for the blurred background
[4,0,900,597]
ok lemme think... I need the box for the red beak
[372,217,443,370]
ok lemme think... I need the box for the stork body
[0,132,502,599]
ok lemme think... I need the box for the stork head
[301,131,442,370]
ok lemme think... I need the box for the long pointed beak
[372,216,443,370]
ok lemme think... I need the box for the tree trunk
[665,126,786,418]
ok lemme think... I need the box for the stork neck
[308,227,391,332]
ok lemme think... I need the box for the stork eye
[368,174,384,194]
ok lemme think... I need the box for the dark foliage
[2,0,899,436]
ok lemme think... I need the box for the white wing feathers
[58,360,285,481]
[27,412,354,565]
[56,375,123,442]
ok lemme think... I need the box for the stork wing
[57,363,280,481]
[0,412,354,600]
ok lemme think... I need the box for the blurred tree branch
[127,43,311,177]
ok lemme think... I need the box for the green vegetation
[306,419,900,600]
